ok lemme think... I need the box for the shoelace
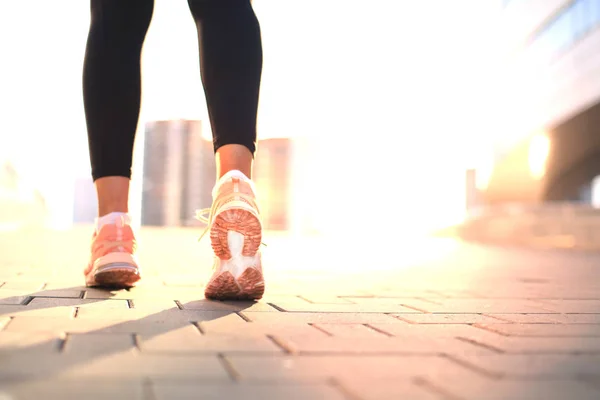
[194,208,267,247]
[195,208,212,242]
[93,235,136,253]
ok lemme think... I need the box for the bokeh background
[1,0,599,243]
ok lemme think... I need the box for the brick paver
[391,313,509,324]
[0,379,144,400]
[444,353,600,378]
[425,374,600,400]
[475,323,600,337]
[0,290,30,305]
[151,382,349,400]
[138,325,283,354]
[226,354,463,381]
[0,226,599,399]
[337,377,447,400]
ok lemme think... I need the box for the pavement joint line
[399,304,430,313]
[413,376,465,400]
[192,321,206,335]
[0,282,4,288]
[20,296,33,306]
[387,312,406,320]
[132,334,141,351]
[441,353,504,379]
[0,316,13,331]
[471,324,512,336]
[127,299,135,308]
[387,313,417,324]
[57,333,69,353]
[31,295,83,300]
[363,323,394,337]
[196,321,208,333]
[267,303,286,312]
[236,312,252,322]
[297,295,314,304]
[307,323,333,337]
[217,353,241,381]
[72,307,79,318]
[455,336,505,353]
[327,377,365,400]
[265,334,295,354]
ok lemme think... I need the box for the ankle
[95,176,130,217]
[215,144,253,179]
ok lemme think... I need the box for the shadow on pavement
[0,286,259,392]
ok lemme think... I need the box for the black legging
[83,0,263,181]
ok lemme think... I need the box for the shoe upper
[85,216,137,276]
[213,177,260,215]
[196,176,262,241]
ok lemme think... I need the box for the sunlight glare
[528,132,550,180]
[0,0,497,232]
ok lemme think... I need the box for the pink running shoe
[196,172,264,300]
[85,215,140,288]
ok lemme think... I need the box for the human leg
[82,0,154,287]
[188,0,264,299]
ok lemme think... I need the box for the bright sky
[0,0,501,231]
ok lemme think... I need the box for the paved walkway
[1,226,600,399]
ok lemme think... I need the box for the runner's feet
[85,213,140,288]
[197,170,264,300]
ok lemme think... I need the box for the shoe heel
[87,252,141,288]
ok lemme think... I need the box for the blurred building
[141,120,215,227]
[73,176,97,224]
[480,0,600,204]
[253,138,292,230]
[254,136,327,233]
[140,121,323,233]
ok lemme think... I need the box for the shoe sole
[91,263,141,289]
[205,207,264,300]
[205,268,265,301]
[86,251,141,289]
